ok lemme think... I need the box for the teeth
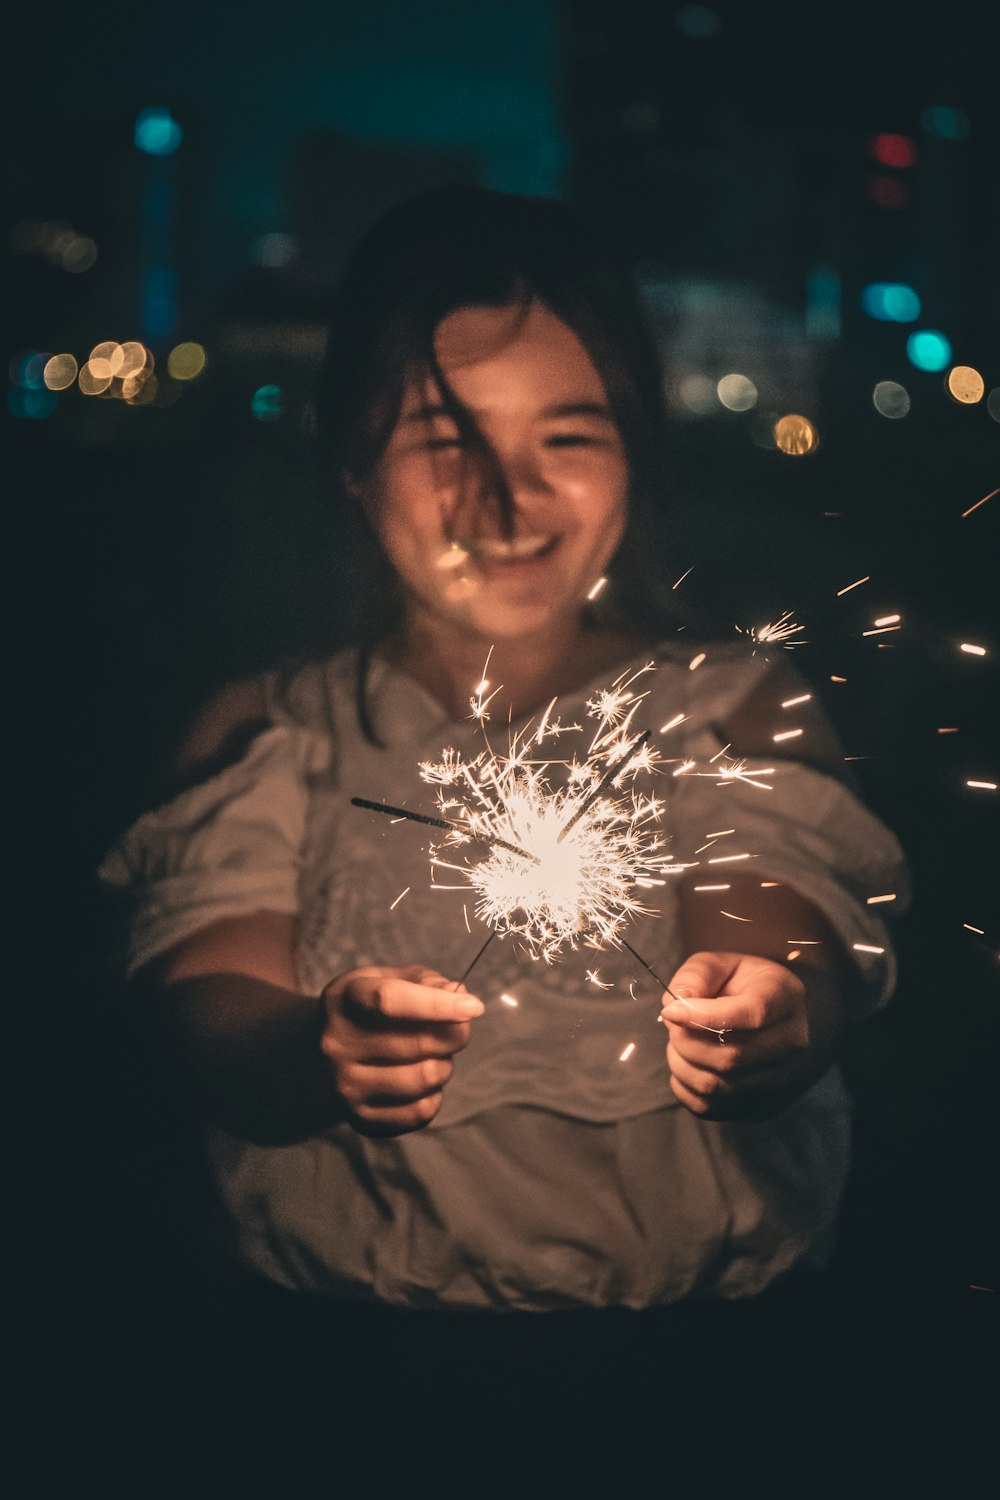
[464,536,552,560]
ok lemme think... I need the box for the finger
[664,1015,806,1078]
[350,1091,444,1136]
[667,952,742,1002]
[662,971,802,1035]
[339,1057,454,1108]
[667,1039,782,1115]
[350,975,485,1024]
[348,1024,474,1064]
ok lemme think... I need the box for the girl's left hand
[661,951,845,1122]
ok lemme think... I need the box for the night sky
[6,2,998,1492]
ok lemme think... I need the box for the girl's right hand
[319,966,484,1135]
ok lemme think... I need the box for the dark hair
[316,183,680,662]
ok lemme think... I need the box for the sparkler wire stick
[350,797,539,863]
[620,937,728,1043]
[556,729,652,843]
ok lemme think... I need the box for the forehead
[407,301,607,409]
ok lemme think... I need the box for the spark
[967,780,997,791]
[781,693,812,708]
[773,728,803,742]
[862,625,901,636]
[619,1042,636,1062]
[463,904,471,933]
[867,894,896,904]
[693,883,730,891]
[688,652,706,671]
[720,910,752,922]
[628,981,639,1000]
[786,950,801,961]
[659,712,688,733]
[499,993,519,1007]
[836,576,870,596]
[853,943,886,955]
[937,727,959,734]
[760,881,780,888]
[586,576,608,601]
[739,611,806,651]
[586,968,614,990]
[706,830,735,838]
[389,887,410,911]
[873,614,901,627]
[963,924,984,935]
[960,643,987,657]
[707,852,753,864]
[962,486,998,518]
[672,565,694,589]
[830,675,847,683]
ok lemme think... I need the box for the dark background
[5,1,998,1493]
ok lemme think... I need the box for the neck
[388,609,648,721]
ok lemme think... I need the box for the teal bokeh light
[135,107,183,156]
[251,385,283,421]
[906,330,952,372]
[920,106,971,141]
[861,283,921,323]
[8,388,58,419]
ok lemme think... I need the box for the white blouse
[99,644,908,1308]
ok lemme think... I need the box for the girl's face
[368,301,629,645]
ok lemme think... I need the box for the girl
[101,184,906,1491]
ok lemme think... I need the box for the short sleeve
[671,718,910,1013]
[97,724,328,979]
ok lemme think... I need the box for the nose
[451,442,552,538]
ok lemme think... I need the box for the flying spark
[781,694,812,709]
[619,1042,636,1062]
[389,887,410,911]
[586,576,608,601]
[960,643,986,657]
[961,487,998,518]
[836,576,870,596]
[739,612,806,650]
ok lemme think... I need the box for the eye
[545,433,602,448]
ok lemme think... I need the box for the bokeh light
[987,389,1000,423]
[252,232,297,268]
[251,385,283,421]
[78,362,112,396]
[773,414,818,456]
[9,350,49,389]
[872,380,911,419]
[921,105,971,141]
[870,133,917,168]
[946,366,985,405]
[124,371,157,405]
[167,342,207,380]
[134,106,183,156]
[861,283,921,322]
[716,373,757,412]
[43,354,78,391]
[673,5,721,40]
[8,388,58,419]
[868,176,910,210]
[907,330,952,372]
[62,237,98,273]
[675,374,716,415]
[117,342,151,380]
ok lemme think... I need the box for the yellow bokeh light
[43,353,78,391]
[946,365,985,404]
[774,414,818,456]
[78,361,112,396]
[117,342,150,380]
[166,341,206,380]
[124,370,157,405]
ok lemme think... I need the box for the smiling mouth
[459,535,557,561]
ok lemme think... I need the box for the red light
[870,133,918,168]
[868,175,911,209]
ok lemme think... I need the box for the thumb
[662,951,731,1016]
